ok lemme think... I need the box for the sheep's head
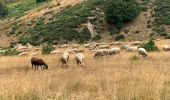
[45,64,48,69]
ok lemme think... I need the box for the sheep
[93,49,109,58]
[131,41,143,46]
[110,42,123,45]
[162,45,170,51]
[77,49,85,53]
[31,52,39,56]
[121,44,130,50]
[72,44,79,48]
[138,48,147,57]
[31,57,48,70]
[61,52,70,67]
[58,44,68,48]
[75,53,85,66]
[99,45,110,49]
[72,48,78,53]
[126,46,138,52]
[85,43,91,48]
[50,50,61,55]
[18,52,28,56]
[108,48,121,55]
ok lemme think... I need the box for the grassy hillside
[0,0,170,46]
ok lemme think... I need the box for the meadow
[0,40,170,100]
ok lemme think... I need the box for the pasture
[0,40,170,100]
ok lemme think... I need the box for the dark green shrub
[2,48,20,56]
[92,34,101,41]
[149,32,155,37]
[124,29,129,34]
[79,26,91,43]
[105,0,140,29]
[160,32,168,37]
[115,34,125,41]
[36,0,47,3]
[19,36,30,45]
[139,40,158,51]
[0,2,8,18]
[110,28,120,35]
[42,43,54,55]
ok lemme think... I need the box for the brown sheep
[31,57,48,70]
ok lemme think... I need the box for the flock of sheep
[2,40,170,70]
[28,41,151,70]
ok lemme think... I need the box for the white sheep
[50,50,61,55]
[61,52,70,67]
[138,48,147,57]
[75,53,85,66]
[126,46,138,52]
[93,49,109,58]
[162,45,170,51]
[108,48,121,55]
[18,52,28,56]
[121,44,130,50]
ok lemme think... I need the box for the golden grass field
[0,40,170,100]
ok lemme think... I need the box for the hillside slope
[0,0,170,47]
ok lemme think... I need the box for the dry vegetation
[0,40,170,100]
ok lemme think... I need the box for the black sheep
[31,57,48,70]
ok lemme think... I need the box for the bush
[105,0,140,29]
[36,0,47,3]
[0,48,20,56]
[110,28,120,35]
[42,43,54,55]
[129,55,140,61]
[19,36,30,45]
[115,34,125,41]
[149,32,155,37]
[0,2,8,18]
[139,40,158,51]
[79,26,91,43]
[92,34,101,41]
[160,32,169,37]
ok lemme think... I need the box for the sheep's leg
[36,65,38,70]
[32,64,34,69]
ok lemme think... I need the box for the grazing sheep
[121,44,130,50]
[31,57,48,69]
[110,42,123,45]
[99,43,108,45]
[61,52,70,67]
[75,53,85,66]
[85,43,91,48]
[162,45,170,51]
[31,52,39,56]
[77,49,85,53]
[50,50,61,55]
[66,49,74,54]
[99,45,110,49]
[138,48,147,57]
[131,41,143,45]
[72,48,78,53]
[108,48,121,55]
[18,52,28,56]
[59,44,68,48]
[93,49,109,58]
[72,44,79,48]
[126,46,138,52]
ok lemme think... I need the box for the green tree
[36,0,47,3]
[105,0,140,29]
[0,2,8,18]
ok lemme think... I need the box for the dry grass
[1,41,170,100]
